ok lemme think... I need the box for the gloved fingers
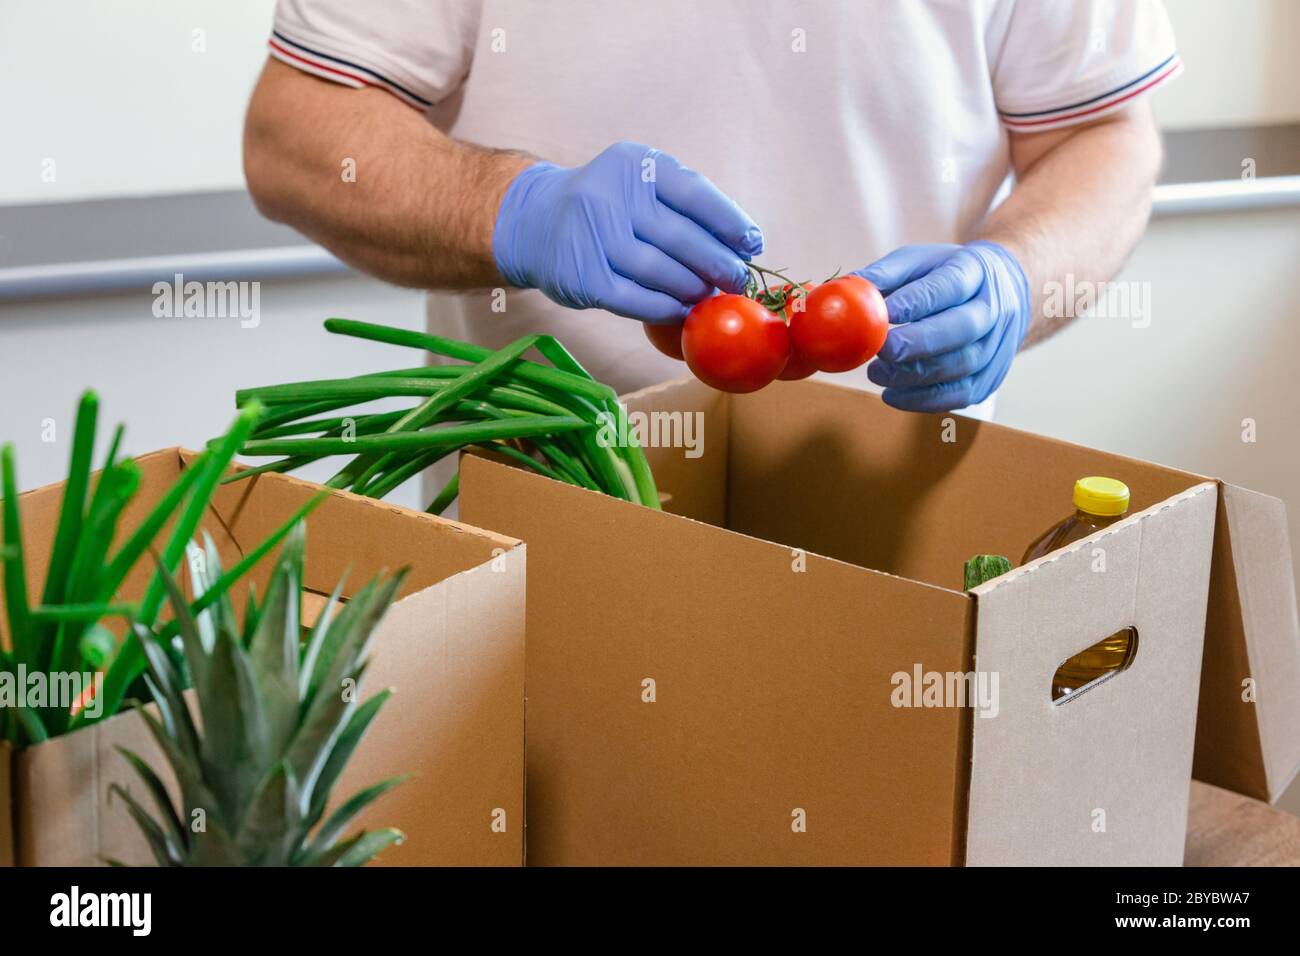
[883,249,986,325]
[634,206,752,294]
[649,150,764,257]
[867,326,999,389]
[881,378,977,414]
[582,271,691,325]
[854,244,961,295]
[607,237,715,304]
[876,299,994,364]
[881,320,1018,412]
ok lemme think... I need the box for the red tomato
[777,348,819,381]
[643,321,685,361]
[789,275,889,373]
[769,283,819,380]
[682,294,789,393]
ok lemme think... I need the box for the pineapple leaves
[333,828,405,868]
[133,704,219,833]
[305,688,392,827]
[114,745,186,851]
[246,526,303,755]
[296,575,346,700]
[288,570,404,800]
[196,627,272,827]
[298,826,404,867]
[108,782,183,867]
[138,634,201,762]
[234,761,303,866]
[300,774,408,863]
[113,528,405,866]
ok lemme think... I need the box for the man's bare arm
[978,101,1164,346]
[243,59,532,289]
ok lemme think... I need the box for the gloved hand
[492,142,763,324]
[857,241,1032,412]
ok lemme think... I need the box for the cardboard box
[2,450,525,867]
[461,377,1299,866]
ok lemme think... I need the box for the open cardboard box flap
[3,450,526,866]
[1197,483,1300,799]
[619,377,1300,805]
[967,481,1216,864]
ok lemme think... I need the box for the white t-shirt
[269,0,1180,412]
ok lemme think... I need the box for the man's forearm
[244,59,531,289]
[977,104,1164,346]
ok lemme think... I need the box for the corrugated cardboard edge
[1190,488,1269,800]
[949,610,978,867]
[184,447,522,555]
[339,547,527,867]
[1212,483,1300,802]
[967,482,1217,866]
[0,741,13,866]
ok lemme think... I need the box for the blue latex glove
[492,142,763,324]
[857,241,1032,412]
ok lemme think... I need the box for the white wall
[0,0,276,204]
[3,0,1298,207]
[0,275,429,510]
[1155,0,1300,129]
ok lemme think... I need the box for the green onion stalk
[1,392,321,745]
[227,319,661,514]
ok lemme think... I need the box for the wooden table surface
[1186,780,1300,866]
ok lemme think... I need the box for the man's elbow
[242,62,299,224]
[243,113,288,223]
[1121,101,1165,187]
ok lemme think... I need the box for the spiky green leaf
[302,774,407,861]
[115,745,186,854]
[108,783,181,866]
[334,828,404,867]
[305,688,392,827]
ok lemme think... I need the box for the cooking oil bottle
[1024,477,1137,700]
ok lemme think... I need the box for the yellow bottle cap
[1073,476,1130,517]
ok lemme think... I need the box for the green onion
[242,415,587,458]
[426,471,460,516]
[1,394,296,744]
[231,320,662,513]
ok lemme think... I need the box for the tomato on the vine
[766,282,811,321]
[777,348,819,381]
[789,275,889,373]
[682,294,789,393]
[643,320,685,361]
[768,283,819,380]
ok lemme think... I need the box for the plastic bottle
[1023,477,1136,700]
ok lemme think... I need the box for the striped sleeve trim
[1000,52,1182,130]
[267,30,433,111]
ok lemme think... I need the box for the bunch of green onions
[228,319,661,512]
[1,393,317,745]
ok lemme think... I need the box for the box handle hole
[1052,626,1138,704]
